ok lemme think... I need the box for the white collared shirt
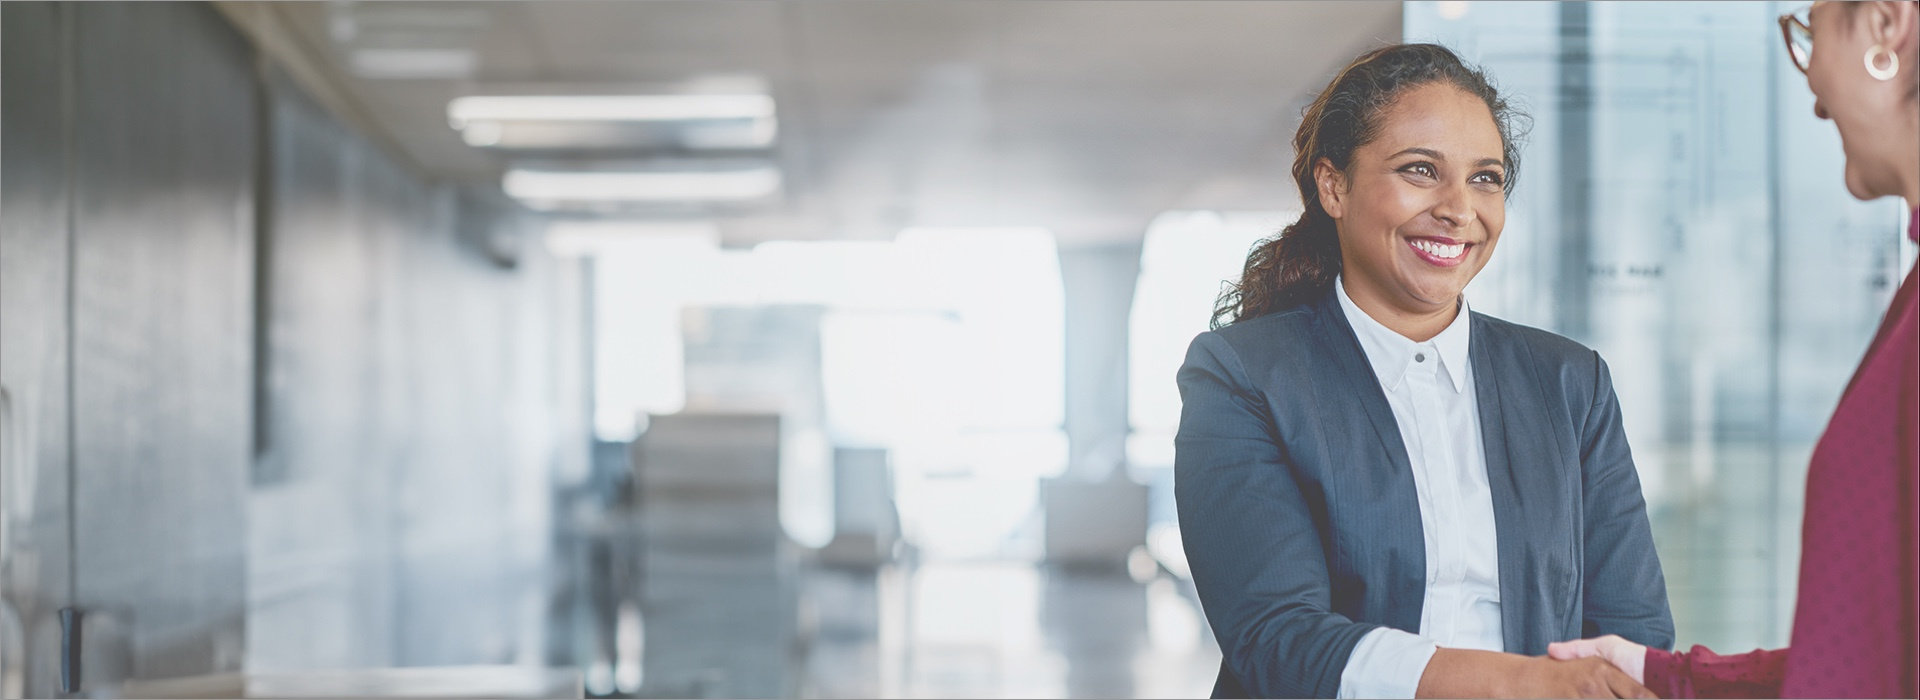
[1333,277,1505,699]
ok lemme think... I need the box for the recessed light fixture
[447,95,775,129]
[460,121,504,147]
[502,166,782,204]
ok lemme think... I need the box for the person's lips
[1406,236,1472,268]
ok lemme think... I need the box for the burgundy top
[1644,206,1920,699]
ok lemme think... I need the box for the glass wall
[1407,0,1915,652]
[1127,209,1296,576]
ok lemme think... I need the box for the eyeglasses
[1778,3,1816,74]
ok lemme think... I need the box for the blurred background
[0,1,1913,698]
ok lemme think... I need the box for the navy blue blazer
[1174,289,1673,699]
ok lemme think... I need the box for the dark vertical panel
[0,3,77,697]
[1556,2,1592,341]
[68,1,254,681]
[250,50,276,468]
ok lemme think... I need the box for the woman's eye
[1471,170,1505,186]
[1400,162,1437,178]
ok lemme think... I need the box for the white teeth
[1412,239,1465,259]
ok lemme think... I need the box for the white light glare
[448,94,775,128]
[502,168,781,203]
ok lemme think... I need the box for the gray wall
[68,1,259,682]
[247,39,591,675]
[1,3,78,696]
[2,3,257,691]
[0,2,590,691]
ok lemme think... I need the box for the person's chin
[1838,148,1894,201]
[1842,168,1877,202]
[1396,272,1467,309]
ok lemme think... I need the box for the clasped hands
[1545,634,1651,695]
[1424,635,1650,698]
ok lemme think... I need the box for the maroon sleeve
[1643,645,1790,699]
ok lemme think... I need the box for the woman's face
[1805,1,1918,201]
[1319,82,1508,316]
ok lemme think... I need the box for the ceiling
[258,1,1403,247]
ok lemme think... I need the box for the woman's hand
[1419,648,1656,698]
[1549,634,1649,684]
[1509,654,1656,698]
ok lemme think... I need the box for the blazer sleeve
[1175,331,1380,698]
[1575,354,1676,649]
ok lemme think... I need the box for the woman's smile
[1404,235,1473,268]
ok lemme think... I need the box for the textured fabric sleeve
[1644,645,1789,699]
[1176,331,1380,698]
[1576,355,1677,648]
[1337,627,1438,699]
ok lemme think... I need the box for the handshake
[1546,635,1648,686]
[1531,635,1655,698]
[1426,635,1652,698]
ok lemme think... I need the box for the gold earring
[1865,45,1900,81]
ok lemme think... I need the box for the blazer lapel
[1471,315,1576,655]
[1469,317,1530,653]
[1312,293,1426,634]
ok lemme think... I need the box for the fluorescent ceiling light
[453,120,776,151]
[448,95,775,127]
[460,121,504,147]
[503,167,782,203]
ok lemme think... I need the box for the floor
[798,561,1220,699]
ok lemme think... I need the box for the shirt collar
[1334,276,1473,394]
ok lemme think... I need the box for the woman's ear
[1314,158,1347,220]
[1880,1,1918,57]
[1868,1,1916,55]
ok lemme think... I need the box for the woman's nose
[1433,187,1476,229]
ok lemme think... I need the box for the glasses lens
[1789,29,1812,70]
[1783,13,1813,72]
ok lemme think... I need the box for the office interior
[0,1,1913,697]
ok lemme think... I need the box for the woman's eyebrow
[1388,147,1505,169]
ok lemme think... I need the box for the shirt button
[1415,353,1427,363]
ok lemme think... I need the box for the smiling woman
[1175,43,1674,699]
[1319,82,1511,341]
[1211,44,1525,337]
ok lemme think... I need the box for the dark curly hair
[1211,43,1530,328]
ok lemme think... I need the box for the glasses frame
[1779,3,1815,74]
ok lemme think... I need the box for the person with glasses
[1547,2,1920,698]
